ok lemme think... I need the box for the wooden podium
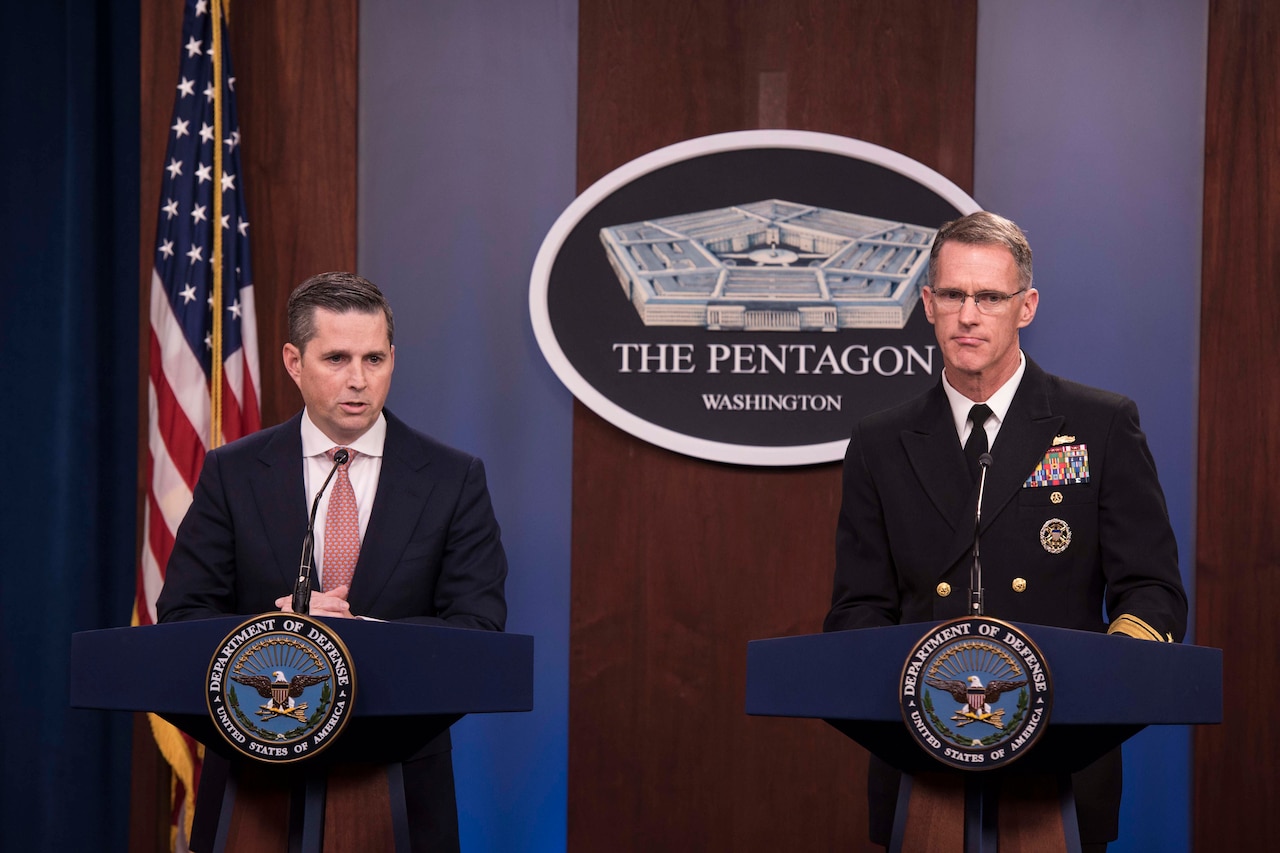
[70,617,533,852]
[746,623,1221,852]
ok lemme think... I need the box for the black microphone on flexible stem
[969,452,993,618]
[292,448,349,615]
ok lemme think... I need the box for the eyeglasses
[928,287,1029,315]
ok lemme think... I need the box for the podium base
[890,772,1081,853]
[203,755,409,853]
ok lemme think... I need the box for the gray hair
[928,211,1034,290]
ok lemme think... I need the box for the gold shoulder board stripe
[1107,614,1173,642]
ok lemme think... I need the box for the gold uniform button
[1050,491,1063,504]
[1012,577,1027,593]
[936,582,952,597]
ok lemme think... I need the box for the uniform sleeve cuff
[1107,613,1174,642]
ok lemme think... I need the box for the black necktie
[964,403,993,481]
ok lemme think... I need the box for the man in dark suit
[823,212,1187,851]
[157,271,507,852]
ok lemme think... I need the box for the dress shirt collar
[940,350,1026,442]
[300,409,387,459]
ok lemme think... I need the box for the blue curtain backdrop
[0,1,139,850]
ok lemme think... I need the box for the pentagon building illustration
[599,200,937,331]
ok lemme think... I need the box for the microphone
[969,452,993,617]
[292,448,349,615]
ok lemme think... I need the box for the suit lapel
[981,360,1064,532]
[348,412,435,615]
[906,361,1066,574]
[901,384,973,534]
[251,414,309,592]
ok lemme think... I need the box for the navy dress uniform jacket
[824,357,1187,845]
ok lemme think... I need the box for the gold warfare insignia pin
[1051,434,1076,445]
[1039,518,1072,554]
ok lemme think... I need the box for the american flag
[136,0,259,846]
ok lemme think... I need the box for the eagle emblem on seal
[232,670,330,722]
[925,673,1028,729]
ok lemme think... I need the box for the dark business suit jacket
[824,357,1187,844]
[157,408,508,851]
[157,408,507,627]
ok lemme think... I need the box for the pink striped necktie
[322,447,359,592]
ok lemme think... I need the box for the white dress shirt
[300,409,386,589]
[940,350,1027,451]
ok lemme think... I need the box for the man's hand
[276,584,353,618]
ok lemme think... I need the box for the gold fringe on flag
[132,601,202,849]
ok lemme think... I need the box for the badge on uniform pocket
[1040,518,1072,553]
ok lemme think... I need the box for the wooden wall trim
[1193,1,1280,850]
[232,0,359,427]
[133,3,187,847]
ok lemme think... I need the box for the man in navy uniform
[824,211,1187,851]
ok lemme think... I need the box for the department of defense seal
[206,615,356,763]
[899,617,1052,771]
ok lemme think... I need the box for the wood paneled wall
[231,0,359,427]
[1194,1,1280,849]
[132,2,357,848]
[570,2,976,850]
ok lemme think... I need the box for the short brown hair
[286,272,395,352]
[928,211,1034,289]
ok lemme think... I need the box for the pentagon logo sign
[206,615,356,763]
[530,130,979,466]
[900,618,1052,770]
